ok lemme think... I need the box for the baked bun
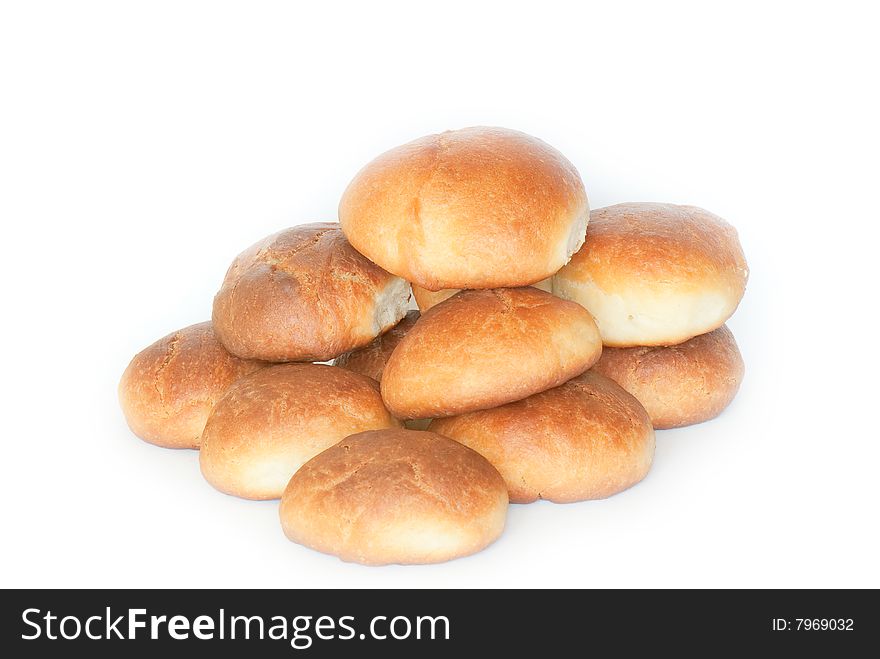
[118,322,265,449]
[212,223,410,362]
[553,203,748,346]
[430,371,654,503]
[381,287,602,419]
[200,364,400,500]
[279,429,508,565]
[592,324,744,429]
[334,310,420,382]
[339,127,588,291]
[411,277,552,312]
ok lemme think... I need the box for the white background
[1,0,878,589]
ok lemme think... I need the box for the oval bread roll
[212,223,410,362]
[200,363,400,500]
[279,429,508,565]
[118,322,265,449]
[430,371,655,503]
[339,127,588,291]
[554,203,748,347]
[592,324,744,429]
[381,287,602,419]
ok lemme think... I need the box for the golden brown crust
[212,223,410,362]
[199,364,400,500]
[554,203,748,346]
[566,203,747,286]
[339,127,589,290]
[381,288,603,419]
[334,310,420,382]
[118,322,265,449]
[411,278,552,312]
[591,325,744,429]
[279,429,508,565]
[430,371,654,503]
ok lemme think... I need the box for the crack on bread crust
[407,461,457,512]
[261,228,334,270]
[154,332,181,408]
[307,461,372,498]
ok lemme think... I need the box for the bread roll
[411,277,553,312]
[200,364,400,500]
[279,429,508,565]
[339,127,588,291]
[592,324,744,429]
[553,203,748,346]
[212,223,410,362]
[334,310,419,382]
[381,288,602,419]
[430,371,655,503]
[118,322,265,449]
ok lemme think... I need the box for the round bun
[381,287,602,419]
[430,370,654,503]
[339,127,589,291]
[553,203,748,347]
[592,324,744,429]
[279,429,508,565]
[334,310,420,382]
[200,364,400,500]
[212,223,411,362]
[118,322,264,449]
[411,277,552,312]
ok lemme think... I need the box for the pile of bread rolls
[120,127,748,565]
